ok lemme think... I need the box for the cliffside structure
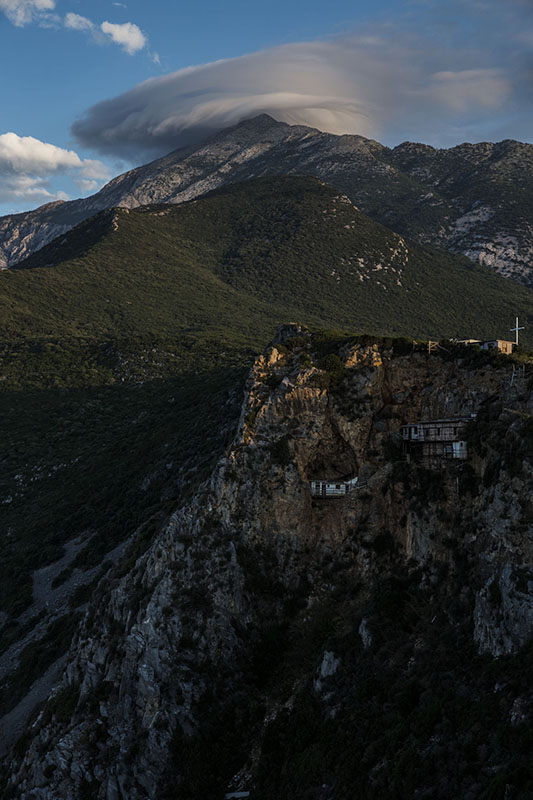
[401,416,473,467]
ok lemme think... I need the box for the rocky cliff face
[388,139,533,284]
[2,116,533,286]
[4,328,532,799]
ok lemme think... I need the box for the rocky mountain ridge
[4,328,532,799]
[1,115,533,285]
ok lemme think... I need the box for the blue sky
[1,0,532,214]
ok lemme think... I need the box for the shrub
[310,372,331,390]
[488,579,502,607]
[269,435,292,466]
[46,684,80,724]
[392,338,414,356]
[285,336,308,351]
[372,532,396,555]
[245,410,258,428]
[51,566,74,590]
[265,374,282,389]
[318,353,345,379]
[458,464,479,496]
[382,437,402,461]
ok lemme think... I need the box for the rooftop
[402,416,473,426]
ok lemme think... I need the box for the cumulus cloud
[63,12,146,55]
[0,132,110,207]
[0,132,108,177]
[1,1,147,55]
[71,35,517,160]
[100,20,146,54]
[64,11,93,31]
[0,0,54,26]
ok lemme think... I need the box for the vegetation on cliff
[0,177,532,797]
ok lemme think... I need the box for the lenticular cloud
[71,35,513,160]
[71,40,384,159]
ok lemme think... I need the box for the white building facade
[310,476,359,497]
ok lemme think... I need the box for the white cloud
[1,2,147,56]
[0,132,110,207]
[78,158,109,180]
[36,11,60,27]
[0,0,54,26]
[71,36,517,159]
[74,178,99,193]
[100,20,146,54]
[64,11,94,32]
[63,12,147,55]
[0,132,84,174]
[0,175,69,206]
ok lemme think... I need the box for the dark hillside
[4,177,533,346]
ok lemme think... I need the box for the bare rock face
[474,562,533,656]
[2,115,533,285]
[4,332,533,798]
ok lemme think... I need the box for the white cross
[510,316,525,346]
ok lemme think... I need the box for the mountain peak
[220,113,291,138]
[234,113,281,129]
